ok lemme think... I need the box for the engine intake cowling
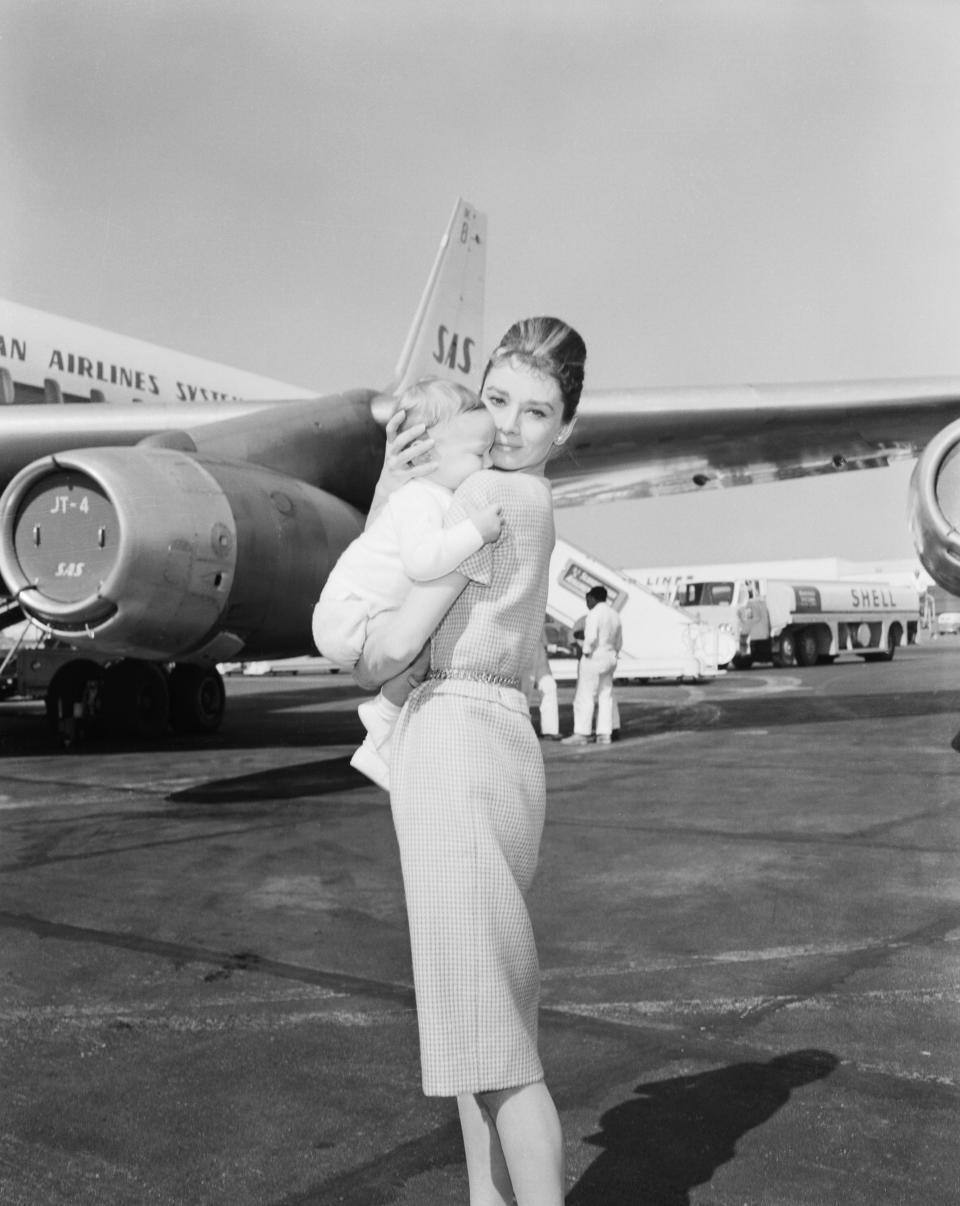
[908,418,960,597]
[0,447,364,660]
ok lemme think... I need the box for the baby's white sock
[357,693,401,750]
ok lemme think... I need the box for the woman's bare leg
[457,1093,514,1206]
[479,1081,564,1206]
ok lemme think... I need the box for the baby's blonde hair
[392,377,481,435]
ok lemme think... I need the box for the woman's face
[480,360,575,475]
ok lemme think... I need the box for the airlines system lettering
[48,348,161,395]
[3,328,254,402]
[175,382,242,402]
[433,325,475,375]
[0,335,27,361]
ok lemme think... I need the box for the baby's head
[394,377,495,490]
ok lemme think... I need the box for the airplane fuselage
[0,298,321,407]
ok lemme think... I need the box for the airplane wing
[0,398,270,494]
[0,392,386,511]
[549,377,960,505]
[4,376,959,508]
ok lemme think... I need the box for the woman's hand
[384,408,436,481]
[367,408,437,525]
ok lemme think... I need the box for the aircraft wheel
[103,660,170,739]
[169,664,225,734]
[45,659,105,747]
[796,629,819,667]
[731,653,754,670]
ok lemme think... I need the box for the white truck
[673,576,920,668]
[546,538,732,681]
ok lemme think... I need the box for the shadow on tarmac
[286,1049,842,1205]
[566,1049,840,1205]
[166,754,369,805]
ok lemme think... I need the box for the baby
[312,377,500,789]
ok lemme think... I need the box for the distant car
[937,611,960,635]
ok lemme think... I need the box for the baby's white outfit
[312,478,483,667]
[312,478,485,792]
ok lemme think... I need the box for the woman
[357,316,586,1206]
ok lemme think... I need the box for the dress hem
[422,1072,546,1099]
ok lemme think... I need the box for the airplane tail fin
[389,197,486,398]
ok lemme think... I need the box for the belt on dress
[427,668,522,690]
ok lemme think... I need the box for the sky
[2,0,958,570]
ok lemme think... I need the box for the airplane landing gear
[45,659,105,748]
[44,657,226,746]
[169,664,225,734]
[102,660,170,739]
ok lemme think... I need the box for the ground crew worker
[562,585,623,745]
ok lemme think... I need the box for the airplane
[2,196,960,742]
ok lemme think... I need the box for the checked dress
[390,468,555,1097]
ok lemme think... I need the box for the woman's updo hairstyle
[481,316,586,423]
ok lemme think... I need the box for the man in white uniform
[562,586,623,745]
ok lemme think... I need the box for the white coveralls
[572,600,623,739]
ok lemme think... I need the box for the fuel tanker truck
[673,576,920,668]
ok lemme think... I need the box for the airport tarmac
[1,644,959,1204]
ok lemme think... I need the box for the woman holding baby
[359,315,586,1206]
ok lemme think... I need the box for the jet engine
[908,417,960,596]
[0,446,365,662]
